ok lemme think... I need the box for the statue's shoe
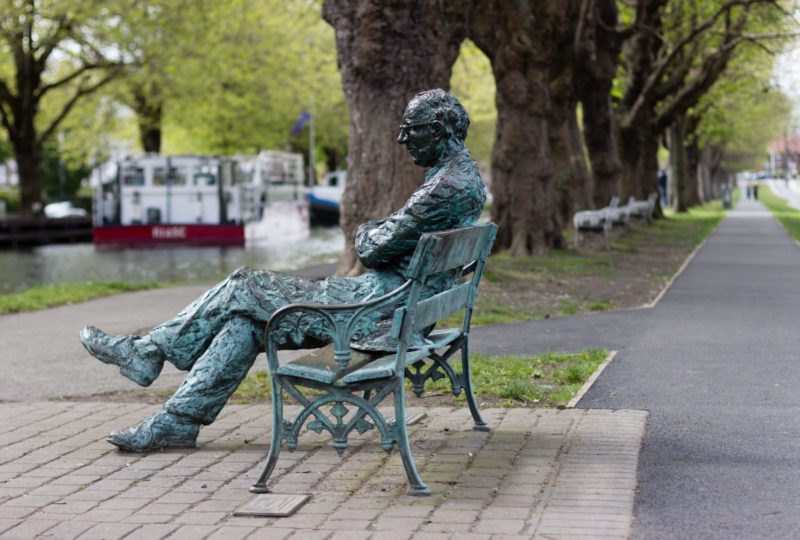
[106,412,200,452]
[79,326,164,387]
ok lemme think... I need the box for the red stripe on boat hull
[93,224,245,247]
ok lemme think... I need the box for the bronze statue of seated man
[80,89,487,452]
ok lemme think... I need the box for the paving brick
[204,525,256,540]
[74,522,140,540]
[473,519,526,535]
[164,525,218,539]
[328,531,372,540]
[36,520,95,539]
[123,524,180,540]
[1,518,60,539]
[173,511,227,525]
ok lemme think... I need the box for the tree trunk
[619,121,660,201]
[685,138,702,207]
[668,116,689,212]
[323,0,468,274]
[575,0,624,208]
[469,1,563,255]
[15,138,43,215]
[547,1,591,222]
[550,104,591,222]
[132,86,163,154]
[582,92,622,208]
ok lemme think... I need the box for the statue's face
[398,104,441,167]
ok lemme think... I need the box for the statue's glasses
[398,121,437,139]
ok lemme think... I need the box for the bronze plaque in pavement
[233,494,311,517]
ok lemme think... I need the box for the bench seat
[276,329,462,385]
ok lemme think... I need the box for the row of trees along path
[0,1,795,273]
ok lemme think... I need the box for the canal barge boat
[93,152,309,247]
[305,169,345,226]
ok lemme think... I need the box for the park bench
[626,193,658,223]
[573,208,611,249]
[250,223,498,496]
[605,196,632,228]
[573,196,620,250]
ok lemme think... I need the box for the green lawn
[230,348,609,408]
[0,281,162,315]
[760,184,800,242]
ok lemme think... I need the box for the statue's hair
[408,89,470,142]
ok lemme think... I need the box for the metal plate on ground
[233,494,311,517]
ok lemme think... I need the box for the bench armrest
[264,280,413,372]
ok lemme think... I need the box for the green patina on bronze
[79,90,490,470]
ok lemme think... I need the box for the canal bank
[0,227,344,293]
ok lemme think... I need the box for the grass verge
[0,281,162,314]
[228,348,608,408]
[464,197,728,326]
[760,185,800,241]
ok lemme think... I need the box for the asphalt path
[579,198,800,539]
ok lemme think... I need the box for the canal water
[0,227,344,293]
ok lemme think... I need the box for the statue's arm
[355,185,451,268]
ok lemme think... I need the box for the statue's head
[398,89,469,167]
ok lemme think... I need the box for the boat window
[153,167,187,186]
[121,167,145,186]
[193,172,217,186]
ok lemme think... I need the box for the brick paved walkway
[0,402,645,540]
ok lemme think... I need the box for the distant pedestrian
[753,184,759,200]
[746,184,752,199]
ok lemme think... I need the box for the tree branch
[37,69,122,145]
[0,79,15,106]
[621,0,771,129]
[36,15,72,68]
[0,101,13,138]
[35,61,120,99]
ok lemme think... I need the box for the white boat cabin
[96,153,305,227]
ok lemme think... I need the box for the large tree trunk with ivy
[322,0,467,274]
[469,1,563,255]
[576,0,624,208]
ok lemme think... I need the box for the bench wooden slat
[409,225,496,277]
[412,281,472,332]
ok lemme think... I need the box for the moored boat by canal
[93,152,309,248]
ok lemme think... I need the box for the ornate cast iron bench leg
[461,342,489,431]
[250,378,285,493]
[393,379,430,496]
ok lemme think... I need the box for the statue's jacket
[150,148,486,363]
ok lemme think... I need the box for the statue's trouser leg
[163,316,263,425]
[149,268,285,371]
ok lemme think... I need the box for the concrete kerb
[567,350,617,408]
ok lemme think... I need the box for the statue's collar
[424,147,470,183]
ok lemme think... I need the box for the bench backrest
[393,223,497,347]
